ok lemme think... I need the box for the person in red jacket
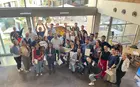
[32,44,44,76]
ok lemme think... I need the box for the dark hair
[95,32,98,35]
[102,35,106,38]
[96,40,102,47]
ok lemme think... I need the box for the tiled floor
[0,56,138,87]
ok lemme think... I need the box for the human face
[122,53,127,60]
[14,40,19,45]
[85,39,89,44]
[96,41,99,47]
[75,23,78,27]
[104,46,108,51]
[50,24,53,28]
[49,43,52,48]
[111,48,116,55]
[26,33,29,38]
[54,34,58,39]
[87,57,92,63]
[13,27,16,31]
[81,25,84,30]
[101,36,106,41]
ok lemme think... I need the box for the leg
[35,62,40,74]
[116,70,125,87]
[39,60,44,73]
[22,56,28,70]
[89,74,96,86]
[14,56,21,69]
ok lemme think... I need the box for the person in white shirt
[28,27,36,42]
[116,53,130,87]
[51,34,62,60]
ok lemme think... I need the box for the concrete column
[134,25,140,44]
[93,13,101,33]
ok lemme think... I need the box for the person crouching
[86,57,102,86]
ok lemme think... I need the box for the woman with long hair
[32,44,45,76]
[98,45,110,78]
[90,40,102,63]
[46,42,56,75]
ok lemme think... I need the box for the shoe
[18,69,21,72]
[40,73,43,76]
[92,79,96,82]
[25,70,29,73]
[20,68,23,71]
[88,82,94,86]
[36,74,39,77]
[29,69,31,71]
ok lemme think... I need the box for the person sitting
[86,57,102,86]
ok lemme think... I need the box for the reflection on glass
[0,0,25,7]
[0,17,27,54]
[33,16,87,27]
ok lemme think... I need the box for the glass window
[0,17,27,54]
[0,0,25,7]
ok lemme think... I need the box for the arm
[42,23,46,32]
[35,24,39,33]
[45,22,49,29]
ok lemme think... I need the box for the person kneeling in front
[86,57,102,86]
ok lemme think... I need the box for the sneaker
[20,68,23,71]
[17,69,21,72]
[25,70,29,73]
[36,74,39,77]
[88,82,94,86]
[40,73,43,76]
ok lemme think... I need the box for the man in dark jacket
[86,57,102,86]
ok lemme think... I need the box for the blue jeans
[35,60,43,74]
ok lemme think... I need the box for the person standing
[106,48,119,83]
[28,27,36,42]
[36,23,46,37]
[10,40,23,72]
[116,53,130,87]
[98,45,110,78]
[20,40,31,72]
[51,34,62,60]
[24,33,31,47]
[90,40,101,63]
[101,35,111,51]
[32,44,44,76]
[46,43,56,75]
[46,23,56,35]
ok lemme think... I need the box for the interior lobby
[0,0,140,87]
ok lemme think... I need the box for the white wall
[97,0,140,25]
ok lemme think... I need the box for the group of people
[10,22,130,87]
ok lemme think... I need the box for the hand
[32,60,35,64]
[109,68,112,71]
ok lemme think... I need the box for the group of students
[10,22,130,87]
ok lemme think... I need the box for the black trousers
[14,56,22,69]
[116,69,126,87]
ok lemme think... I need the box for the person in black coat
[86,57,102,86]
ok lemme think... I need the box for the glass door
[0,17,27,55]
